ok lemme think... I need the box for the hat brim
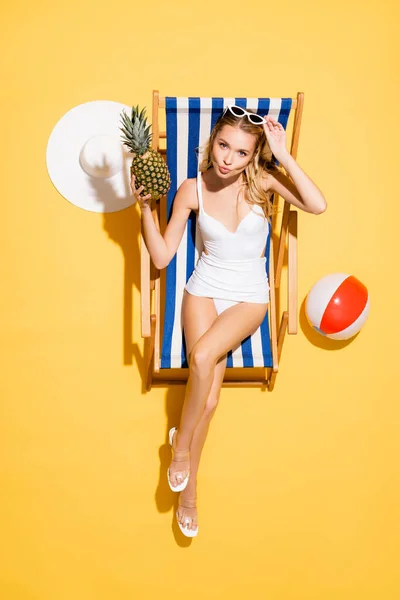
[46,100,136,213]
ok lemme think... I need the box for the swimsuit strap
[196,170,204,214]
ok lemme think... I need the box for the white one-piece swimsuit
[184,170,270,315]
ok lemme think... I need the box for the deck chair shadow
[141,90,304,391]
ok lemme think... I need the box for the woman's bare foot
[177,484,198,534]
[168,429,190,489]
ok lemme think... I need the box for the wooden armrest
[288,210,298,334]
[268,234,279,372]
[141,223,151,338]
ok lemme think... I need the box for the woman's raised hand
[130,173,152,210]
[262,116,287,158]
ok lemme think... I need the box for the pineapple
[119,105,171,202]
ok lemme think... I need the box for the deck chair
[141,90,303,391]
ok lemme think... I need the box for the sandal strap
[179,498,197,509]
[170,430,189,458]
[179,502,197,509]
[171,449,190,462]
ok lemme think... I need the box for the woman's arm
[262,116,327,215]
[265,153,327,215]
[136,177,195,270]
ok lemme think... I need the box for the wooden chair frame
[141,90,304,391]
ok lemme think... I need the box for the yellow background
[1,0,399,598]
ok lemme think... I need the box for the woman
[131,105,327,537]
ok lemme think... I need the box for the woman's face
[211,124,257,178]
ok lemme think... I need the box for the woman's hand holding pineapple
[120,105,171,210]
[130,173,152,211]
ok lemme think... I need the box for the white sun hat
[46,100,137,213]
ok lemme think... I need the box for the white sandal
[176,498,199,538]
[167,427,190,493]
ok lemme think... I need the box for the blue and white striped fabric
[160,97,292,369]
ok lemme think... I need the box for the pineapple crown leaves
[119,105,153,156]
[131,104,147,123]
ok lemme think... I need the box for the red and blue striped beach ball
[305,273,370,340]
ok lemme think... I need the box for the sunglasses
[222,104,267,125]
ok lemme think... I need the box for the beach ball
[305,273,370,340]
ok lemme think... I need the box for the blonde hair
[198,108,285,223]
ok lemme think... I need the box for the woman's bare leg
[169,291,220,491]
[169,292,268,531]
[177,355,226,532]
